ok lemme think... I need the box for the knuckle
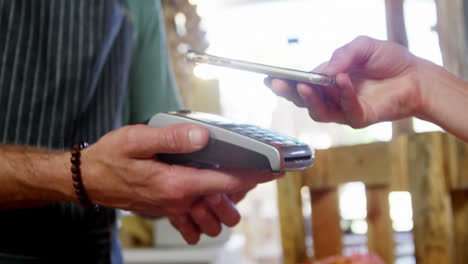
[167,206,186,216]
[123,125,144,153]
[163,128,182,151]
[164,184,191,207]
[169,172,190,199]
[331,47,346,61]
[144,192,161,207]
[152,183,182,206]
[165,184,187,202]
[354,35,371,44]
[332,36,371,62]
[192,202,205,214]
[221,179,237,193]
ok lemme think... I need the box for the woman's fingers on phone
[264,76,274,88]
[335,73,367,128]
[297,83,344,123]
[265,77,305,107]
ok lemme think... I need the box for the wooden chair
[277,132,468,264]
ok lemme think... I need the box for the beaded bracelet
[71,141,98,211]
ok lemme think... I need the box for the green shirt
[124,0,182,124]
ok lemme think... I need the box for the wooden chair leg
[366,186,395,264]
[408,133,454,264]
[451,190,468,264]
[277,172,307,264]
[310,188,342,260]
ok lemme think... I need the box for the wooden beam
[302,147,329,188]
[385,0,414,136]
[390,135,409,191]
[444,134,468,190]
[451,190,468,264]
[443,134,468,264]
[303,142,392,189]
[277,172,307,264]
[434,0,468,79]
[385,0,408,47]
[310,189,342,260]
[392,119,414,138]
[408,132,455,264]
[366,186,395,264]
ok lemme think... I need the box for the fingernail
[189,128,205,148]
[205,193,222,205]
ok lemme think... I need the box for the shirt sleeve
[123,0,182,125]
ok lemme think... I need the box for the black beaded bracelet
[71,141,98,211]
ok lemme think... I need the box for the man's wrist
[11,147,76,205]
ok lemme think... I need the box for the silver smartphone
[185,50,337,87]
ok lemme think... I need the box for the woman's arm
[416,59,468,142]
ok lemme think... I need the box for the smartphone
[185,50,337,87]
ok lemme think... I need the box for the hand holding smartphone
[185,50,337,87]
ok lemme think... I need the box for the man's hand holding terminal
[0,124,282,245]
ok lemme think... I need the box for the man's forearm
[0,145,74,209]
